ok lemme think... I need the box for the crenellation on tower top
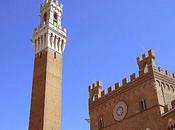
[45,0,60,5]
[137,49,155,63]
[89,81,103,101]
[137,49,156,76]
[32,0,67,55]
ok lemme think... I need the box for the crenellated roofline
[88,50,175,103]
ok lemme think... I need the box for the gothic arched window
[139,99,147,111]
[41,35,43,47]
[54,35,57,49]
[43,12,47,24]
[34,40,37,51]
[38,37,41,50]
[57,37,60,51]
[44,33,46,46]
[53,12,58,24]
[50,33,53,47]
[61,39,64,52]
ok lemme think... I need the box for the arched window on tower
[61,39,64,52]
[57,37,60,52]
[54,35,57,49]
[38,37,40,50]
[44,33,46,46]
[98,117,104,129]
[41,35,43,49]
[43,12,47,24]
[34,40,37,51]
[50,33,53,47]
[53,12,58,25]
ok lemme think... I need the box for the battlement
[88,73,140,102]
[154,66,175,79]
[137,49,156,76]
[42,0,63,9]
[137,49,155,63]
[88,49,175,102]
[89,81,103,101]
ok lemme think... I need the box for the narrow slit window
[99,117,104,129]
[39,52,42,58]
[139,99,147,111]
[43,12,47,24]
[54,52,57,59]
[53,12,58,24]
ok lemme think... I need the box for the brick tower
[28,0,67,130]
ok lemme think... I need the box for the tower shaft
[29,0,67,130]
[29,49,62,130]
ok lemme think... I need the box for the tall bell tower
[29,0,67,130]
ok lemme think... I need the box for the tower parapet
[89,81,102,101]
[32,0,67,55]
[137,49,156,76]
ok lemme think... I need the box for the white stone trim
[33,32,66,54]
[33,0,67,55]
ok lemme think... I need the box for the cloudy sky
[0,0,175,130]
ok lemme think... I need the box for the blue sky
[0,0,175,130]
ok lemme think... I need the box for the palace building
[28,0,67,130]
[88,50,175,130]
[27,0,175,130]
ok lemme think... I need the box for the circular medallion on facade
[113,101,127,121]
